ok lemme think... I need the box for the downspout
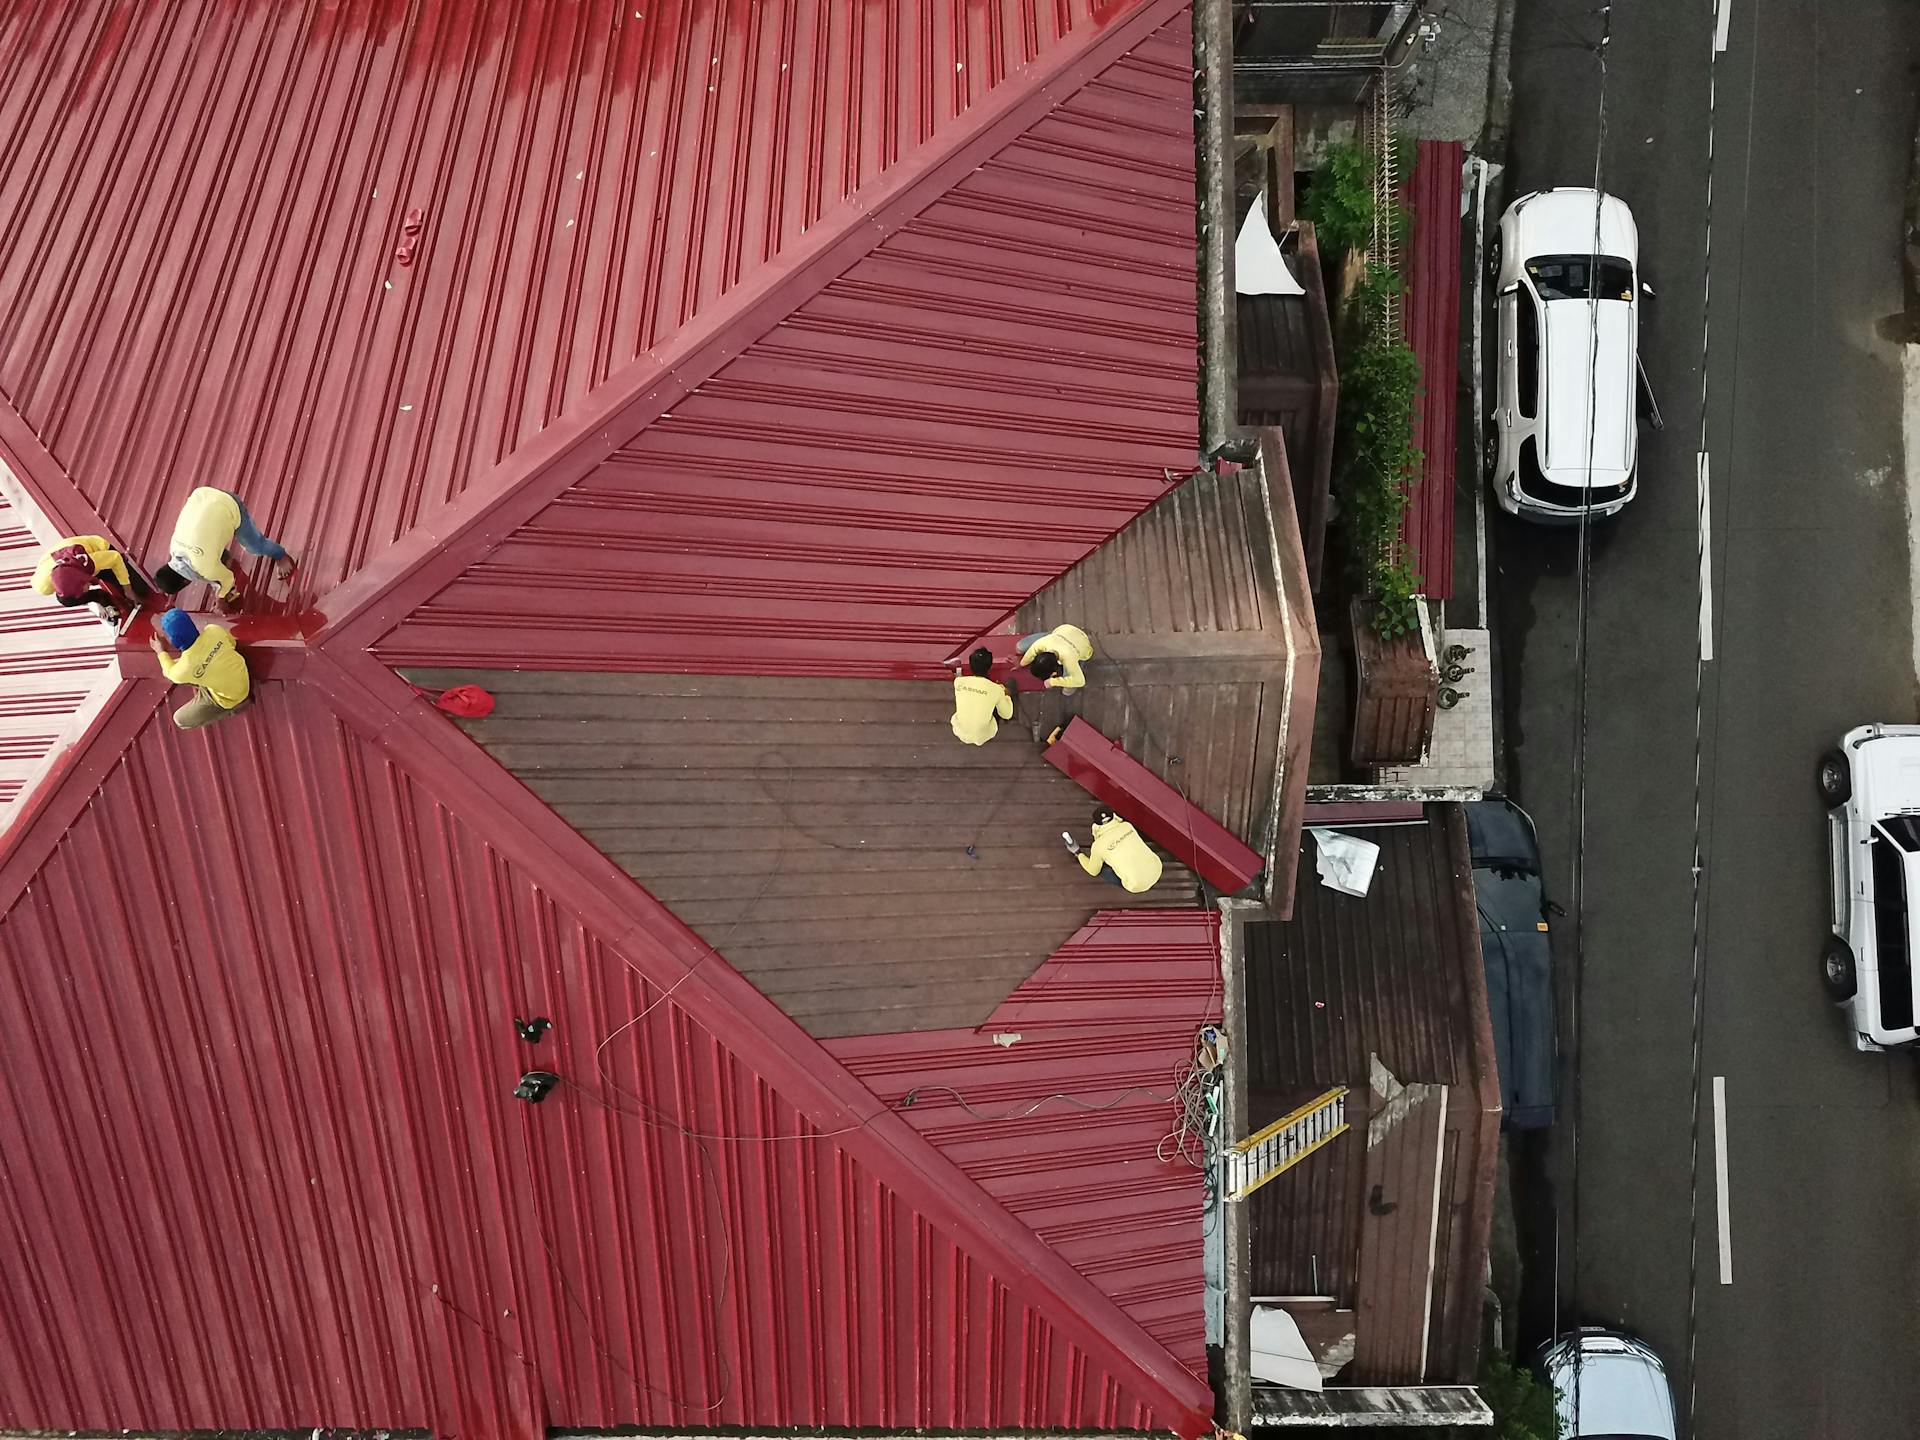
[1195,0,1238,460]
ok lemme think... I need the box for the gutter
[1195,0,1237,458]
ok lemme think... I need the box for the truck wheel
[1817,749,1851,807]
[1822,938,1857,1002]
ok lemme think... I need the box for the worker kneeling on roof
[149,609,252,731]
[1017,623,1093,691]
[951,646,1014,744]
[1066,807,1163,893]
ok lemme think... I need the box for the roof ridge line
[0,384,111,540]
[310,0,1195,659]
[305,645,1213,1430]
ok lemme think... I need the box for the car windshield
[1527,254,1634,301]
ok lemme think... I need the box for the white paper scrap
[1309,827,1380,898]
[1235,191,1304,297]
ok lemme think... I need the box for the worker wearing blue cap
[148,609,251,730]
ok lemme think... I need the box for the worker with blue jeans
[1064,808,1163,893]
[152,487,296,608]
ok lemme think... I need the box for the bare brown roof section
[1242,807,1500,1386]
[409,669,1198,1038]
[1012,456,1317,913]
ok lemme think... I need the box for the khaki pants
[173,689,251,730]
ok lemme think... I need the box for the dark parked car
[1465,798,1557,1129]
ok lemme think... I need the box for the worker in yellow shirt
[1017,623,1093,691]
[30,535,143,619]
[153,487,295,609]
[1065,807,1163,893]
[149,610,252,730]
[951,647,1014,745]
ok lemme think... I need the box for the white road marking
[1714,0,1733,53]
[1697,451,1714,663]
[1902,347,1920,693]
[1713,1074,1733,1284]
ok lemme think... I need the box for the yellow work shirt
[1023,624,1094,690]
[159,624,251,709]
[951,674,1014,745]
[30,536,132,594]
[169,487,244,597]
[1078,815,1163,893]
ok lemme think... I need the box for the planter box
[1348,595,1436,768]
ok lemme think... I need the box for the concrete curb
[1481,0,1516,161]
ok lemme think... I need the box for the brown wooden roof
[1242,806,1500,1385]
[409,668,1198,1037]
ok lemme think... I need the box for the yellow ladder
[1222,1087,1349,1201]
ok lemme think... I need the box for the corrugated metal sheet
[1240,807,1499,1385]
[375,10,1198,675]
[0,476,114,828]
[0,0,1172,616]
[826,909,1221,1376]
[1398,141,1463,597]
[402,667,1198,1038]
[1011,462,1292,858]
[0,663,1215,1439]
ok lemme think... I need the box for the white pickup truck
[1821,725,1920,1049]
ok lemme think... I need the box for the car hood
[1542,299,1636,481]
[1512,189,1639,261]
[1546,1338,1677,1439]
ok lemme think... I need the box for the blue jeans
[1095,863,1123,887]
[230,494,288,561]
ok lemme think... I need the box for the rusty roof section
[411,667,1200,1038]
[1241,807,1500,1385]
[1012,455,1317,911]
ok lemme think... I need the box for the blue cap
[156,609,199,649]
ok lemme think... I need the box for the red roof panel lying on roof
[1398,141,1463,597]
[372,10,1199,677]
[1046,716,1264,893]
[827,909,1222,1378]
[0,663,1213,1440]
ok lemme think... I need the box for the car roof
[1541,298,1636,478]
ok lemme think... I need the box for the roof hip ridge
[310,0,1195,661]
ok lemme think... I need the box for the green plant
[1301,136,1414,259]
[1300,140,1377,257]
[1479,1352,1558,1440]
[1329,260,1425,635]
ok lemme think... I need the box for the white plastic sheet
[1234,191,1305,297]
[1309,827,1381,898]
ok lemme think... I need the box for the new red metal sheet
[373,11,1199,677]
[0,0,1171,620]
[826,909,1222,1378]
[1398,141,1463,598]
[0,659,1214,1439]
[1045,716,1264,892]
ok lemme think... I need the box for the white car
[1486,188,1641,522]
[1820,725,1920,1049]
[1541,1330,1677,1439]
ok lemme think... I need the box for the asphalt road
[1497,3,1920,1436]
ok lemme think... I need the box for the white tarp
[1249,1305,1323,1390]
[1309,827,1381,898]
[1235,192,1304,297]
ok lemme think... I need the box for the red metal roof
[1398,140,1463,599]
[826,910,1224,1378]
[0,3,1217,1438]
[366,9,1199,677]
